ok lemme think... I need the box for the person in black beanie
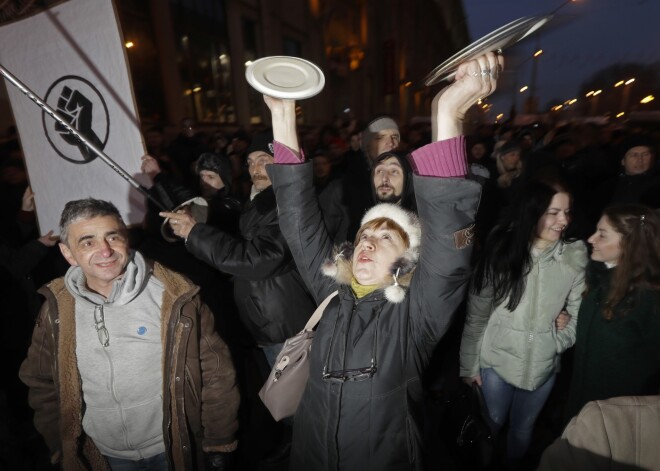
[594,134,660,213]
[195,153,241,234]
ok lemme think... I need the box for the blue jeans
[105,452,168,471]
[480,368,556,467]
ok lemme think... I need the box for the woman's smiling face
[588,216,622,265]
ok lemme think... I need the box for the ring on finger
[481,69,491,77]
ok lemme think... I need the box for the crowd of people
[1,50,660,471]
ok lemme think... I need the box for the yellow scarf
[351,277,379,298]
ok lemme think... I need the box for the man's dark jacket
[185,186,316,345]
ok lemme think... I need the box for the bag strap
[303,291,338,331]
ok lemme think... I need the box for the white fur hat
[322,203,421,303]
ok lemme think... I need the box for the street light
[520,85,529,93]
[586,90,602,115]
[615,77,635,114]
[641,95,655,104]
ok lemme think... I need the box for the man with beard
[371,151,416,210]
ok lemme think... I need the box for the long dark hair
[472,179,570,310]
[600,205,660,319]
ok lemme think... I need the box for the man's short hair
[59,198,126,246]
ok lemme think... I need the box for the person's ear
[59,242,78,266]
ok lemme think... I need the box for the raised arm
[264,96,336,301]
[406,52,503,353]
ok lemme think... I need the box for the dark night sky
[461,0,660,119]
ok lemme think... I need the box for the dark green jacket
[566,261,660,421]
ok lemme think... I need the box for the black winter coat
[268,161,480,471]
[185,186,316,345]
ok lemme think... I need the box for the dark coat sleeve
[0,239,50,279]
[18,301,61,458]
[196,298,240,450]
[185,219,294,281]
[408,175,481,352]
[267,162,337,304]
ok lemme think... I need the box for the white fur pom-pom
[321,260,338,278]
[384,284,406,303]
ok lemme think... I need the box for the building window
[171,0,235,124]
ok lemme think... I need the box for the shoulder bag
[259,291,338,421]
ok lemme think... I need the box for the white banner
[0,0,148,233]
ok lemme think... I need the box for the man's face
[373,156,405,204]
[199,170,225,198]
[368,129,400,161]
[350,134,361,151]
[622,145,654,176]
[247,151,274,191]
[501,150,521,171]
[59,215,130,297]
[313,156,332,180]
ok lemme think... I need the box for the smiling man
[20,198,240,471]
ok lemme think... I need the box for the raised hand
[263,95,299,153]
[21,186,35,212]
[140,154,162,180]
[434,51,504,140]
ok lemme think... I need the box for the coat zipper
[522,260,541,389]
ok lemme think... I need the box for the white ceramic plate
[246,56,325,99]
[424,14,553,86]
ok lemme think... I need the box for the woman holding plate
[263,51,503,470]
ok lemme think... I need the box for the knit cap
[361,116,399,154]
